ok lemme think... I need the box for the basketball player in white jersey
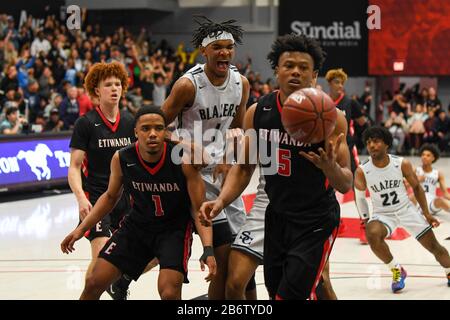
[354,126,450,291]
[409,144,450,215]
[161,16,250,299]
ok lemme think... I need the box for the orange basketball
[281,88,337,144]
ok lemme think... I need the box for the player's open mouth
[111,94,119,99]
[217,60,229,71]
[288,79,301,85]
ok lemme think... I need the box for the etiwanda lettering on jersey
[98,137,132,148]
[198,104,237,120]
[259,128,312,148]
[369,179,402,193]
[132,181,181,193]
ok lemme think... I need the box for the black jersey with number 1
[119,142,192,231]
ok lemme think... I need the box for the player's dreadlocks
[191,15,244,48]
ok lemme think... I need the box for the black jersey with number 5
[69,107,135,200]
[253,91,337,220]
[119,142,192,231]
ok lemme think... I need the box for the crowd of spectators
[0,10,448,156]
[377,84,450,155]
[0,10,203,135]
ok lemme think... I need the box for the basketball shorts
[201,168,246,247]
[82,191,130,242]
[370,203,432,240]
[99,218,193,282]
[264,203,340,300]
[231,180,269,262]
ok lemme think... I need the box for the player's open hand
[78,198,92,221]
[200,256,217,282]
[426,215,440,228]
[61,228,85,254]
[199,199,224,222]
[299,133,344,171]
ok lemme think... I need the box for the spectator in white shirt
[30,30,51,57]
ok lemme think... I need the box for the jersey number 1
[152,195,165,216]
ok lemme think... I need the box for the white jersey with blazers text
[176,63,243,165]
[360,155,410,215]
[174,63,245,235]
[416,166,439,196]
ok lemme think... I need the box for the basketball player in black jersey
[68,62,156,299]
[200,34,353,300]
[61,106,216,300]
[325,68,369,244]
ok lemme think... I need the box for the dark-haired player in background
[325,68,369,244]
[62,106,216,299]
[161,16,250,299]
[68,62,155,300]
[409,143,450,214]
[200,34,353,300]
[354,126,450,291]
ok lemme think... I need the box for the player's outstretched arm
[402,159,439,227]
[161,77,195,124]
[199,104,258,221]
[61,152,124,254]
[182,163,216,282]
[215,75,250,184]
[354,167,370,221]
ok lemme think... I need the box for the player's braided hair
[267,33,326,72]
[419,143,440,163]
[191,15,243,48]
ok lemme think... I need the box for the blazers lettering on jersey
[369,179,402,193]
[198,103,237,120]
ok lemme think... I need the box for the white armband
[354,188,370,220]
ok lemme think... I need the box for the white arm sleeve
[354,188,370,220]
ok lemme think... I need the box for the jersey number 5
[381,191,400,206]
[152,195,165,216]
[277,148,291,177]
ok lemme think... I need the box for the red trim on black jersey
[333,92,345,106]
[95,106,121,133]
[324,178,330,190]
[135,141,167,175]
[309,227,338,300]
[276,90,283,114]
[183,221,193,273]
[81,155,89,178]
